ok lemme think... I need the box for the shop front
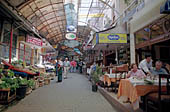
[18,35,43,66]
[135,14,170,64]
[91,33,129,66]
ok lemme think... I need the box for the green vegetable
[0,77,19,91]
[27,79,35,88]
[144,79,154,85]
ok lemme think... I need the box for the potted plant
[16,77,28,99]
[91,65,103,92]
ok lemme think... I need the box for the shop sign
[96,33,127,44]
[65,33,77,40]
[26,35,43,46]
[67,25,77,32]
[160,1,170,14]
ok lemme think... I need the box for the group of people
[127,54,169,79]
[55,57,84,82]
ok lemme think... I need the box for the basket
[44,78,50,85]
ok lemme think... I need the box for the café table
[104,73,126,86]
[117,77,167,110]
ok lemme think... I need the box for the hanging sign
[26,35,43,46]
[96,33,127,44]
[65,33,77,40]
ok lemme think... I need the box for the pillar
[31,49,34,65]
[130,33,136,64]
[0,20,4,42]
[9,22,13,64]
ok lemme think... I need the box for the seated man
[151,61,168,75]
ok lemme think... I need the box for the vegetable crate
[44,78,50,85]
[0,89,16,104]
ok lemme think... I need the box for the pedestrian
[79,60,83,73]
[63,58,70,79]
[55,58,58,82]
[70,60,77,73]
[58,58,63,82]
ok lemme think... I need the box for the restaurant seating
[145,74,170,112]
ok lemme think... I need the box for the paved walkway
[5,73,119,112]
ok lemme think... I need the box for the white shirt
[58,60,63,67]
[139,59,153,73]
[64,61,70,67]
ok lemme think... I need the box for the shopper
[79,60,83,73]
[58,58,63,82]
[63,58,70,79]
[139,54,153,75]
[70,60,77,73]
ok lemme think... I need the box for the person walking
[63,58,70,79]
[70,60,77,73]
[55,58,58,82]
[58,58,63,82]
[79,60,83,73]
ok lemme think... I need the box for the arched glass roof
[17,0,66,44]
[6,0,115,47]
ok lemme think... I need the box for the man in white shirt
[139,54,153,75]
[63,58,70,79]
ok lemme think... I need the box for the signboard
[67,25,77,32]
[63,40,80,48]
[160,1,170,14]
[65,33,77,40]
[26,35,43,46]
[97,33,127,44]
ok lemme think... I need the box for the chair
[112,65,128,93]
[113,70,127,93]
[145,74,170,112]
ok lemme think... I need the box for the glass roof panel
[17,0,66,44]
[15,0,115,44]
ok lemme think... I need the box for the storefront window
[135,28,150,44]
[25,45,32,65]
[2,24,17,59]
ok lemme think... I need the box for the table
[104,73,127,86]
[117,78,166,110]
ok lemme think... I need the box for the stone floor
[5,73,119,112]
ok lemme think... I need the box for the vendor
[127,63,146,78]
[139,54,153,75]
[151,61,168,75]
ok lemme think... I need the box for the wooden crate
[44,78,50,85]
[26,87,32,95]
[33,80,39,90]
[39,81,44,87]
[0,89,16,104]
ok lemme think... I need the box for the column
[31,49,34,65]
[130,33,136,64]
[9,22,13,64]
[0,20,4,42]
